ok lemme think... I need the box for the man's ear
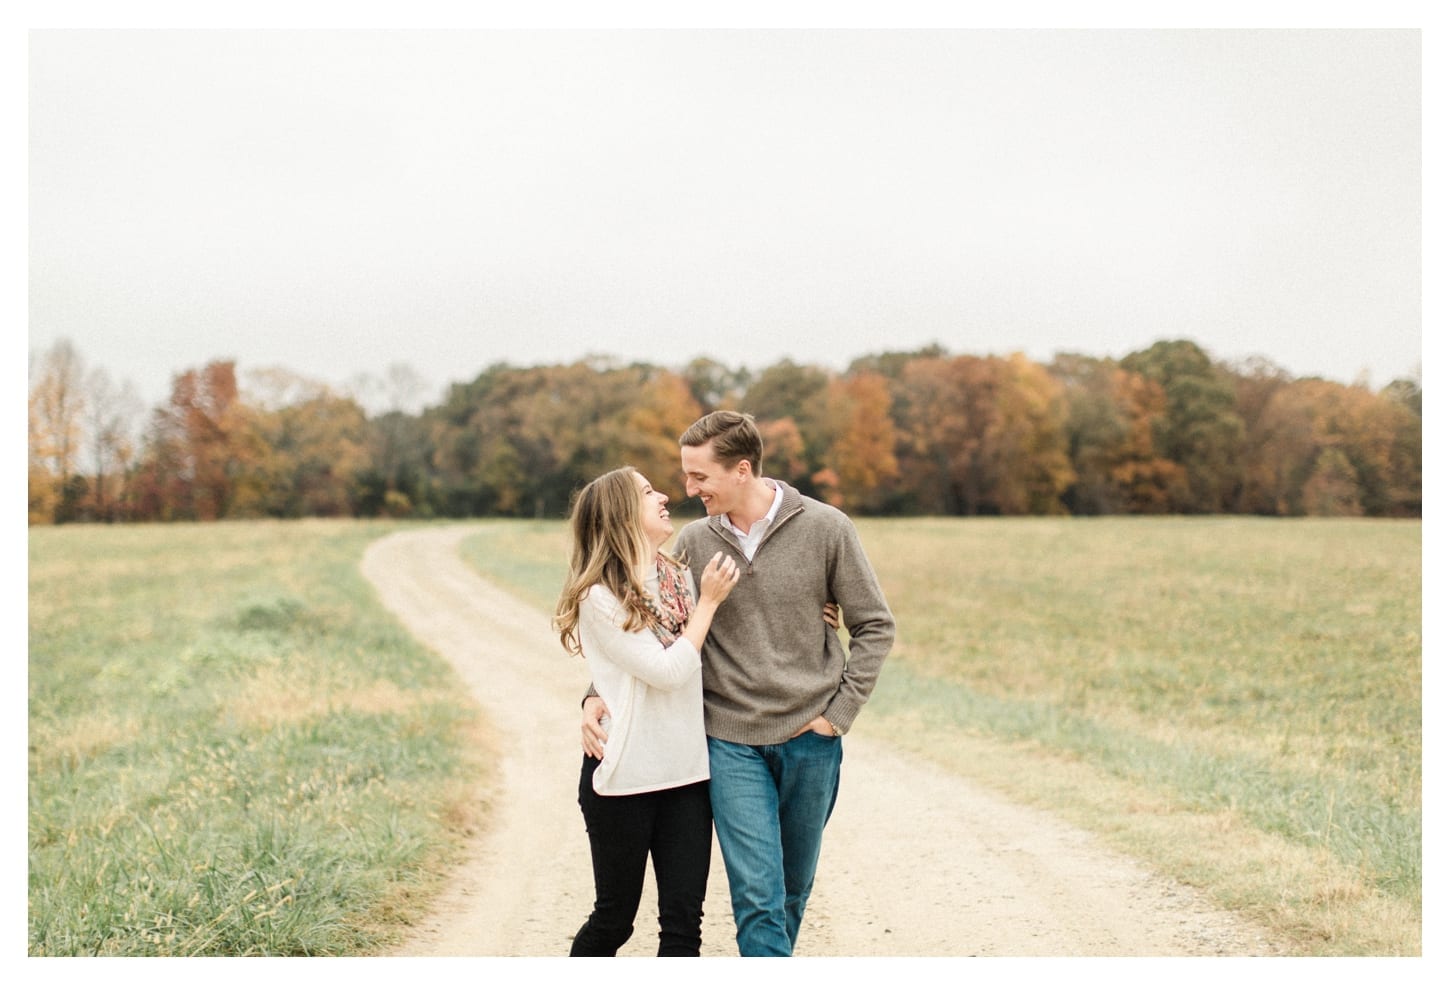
[734,459,753,480]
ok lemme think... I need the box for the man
[582,410,895,956]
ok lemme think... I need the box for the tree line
[28,337,1421,525]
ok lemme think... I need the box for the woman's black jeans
[570,755,713,956]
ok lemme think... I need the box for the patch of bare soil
[361,525,1283,957]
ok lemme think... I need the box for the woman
[554,465,740,957]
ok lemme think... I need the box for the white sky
[24,14,1428,411]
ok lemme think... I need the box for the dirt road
[361,525,1281,957]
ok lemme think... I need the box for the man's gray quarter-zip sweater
[674,480,895,745]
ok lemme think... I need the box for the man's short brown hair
[679,411,763,476]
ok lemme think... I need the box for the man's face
[681,443,745,517]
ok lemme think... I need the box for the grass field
[28,520,487,956]
[29,516,1421,956]
[459,515,1422,956]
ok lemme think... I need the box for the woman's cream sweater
[578,568,709,796]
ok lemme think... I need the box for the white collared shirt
[719,480,783,561]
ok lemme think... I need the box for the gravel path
[361,524,1282,957]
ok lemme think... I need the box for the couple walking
[553,410,896,957]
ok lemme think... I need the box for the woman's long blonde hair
[554,466,683,657]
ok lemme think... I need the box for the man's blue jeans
[707,732,842,956]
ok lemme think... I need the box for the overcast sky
[27,26,1423,411]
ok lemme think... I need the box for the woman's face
[633,471,673,551]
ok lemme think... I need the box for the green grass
[456,519,572,614]
[28,519,486,956]
[30,516,1420,956]
[459,515,1422,955]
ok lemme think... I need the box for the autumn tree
[822,371,900,513]
[1242,378,1321,515]
[431,363,562,517]
[354,362,438,515]
[1380,374,1421,516]
[1054,353,1195,514]
[242,369,371,517]
[357,409,435,517]
[24,339,1420,523]
[28,394,58,525]
[430,360,702,518]
[1106,368,1188,514]
[757,417,812,492]
[80,367,144,522]
[890,353,1074,515]
[1049,353,1123,514]
[1121,339,1245,513]
[847,344,950,385]
[1301,447,1363,516]
[983,353,1074,515]
[1226,356,1296,514]
[893,354,998,515]
[617,369,707,501]
[28,339,87,523]
[1382,374,1421,416]
[730,360,832,500]
[135,361,258,521]
[1235,375,1419,517]
[1313,379,1418,517]
[680,357,750,413]
[429,368,507,516]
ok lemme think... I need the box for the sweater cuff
[823,697,859,735]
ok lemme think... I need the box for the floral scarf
[646,555,693,647]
